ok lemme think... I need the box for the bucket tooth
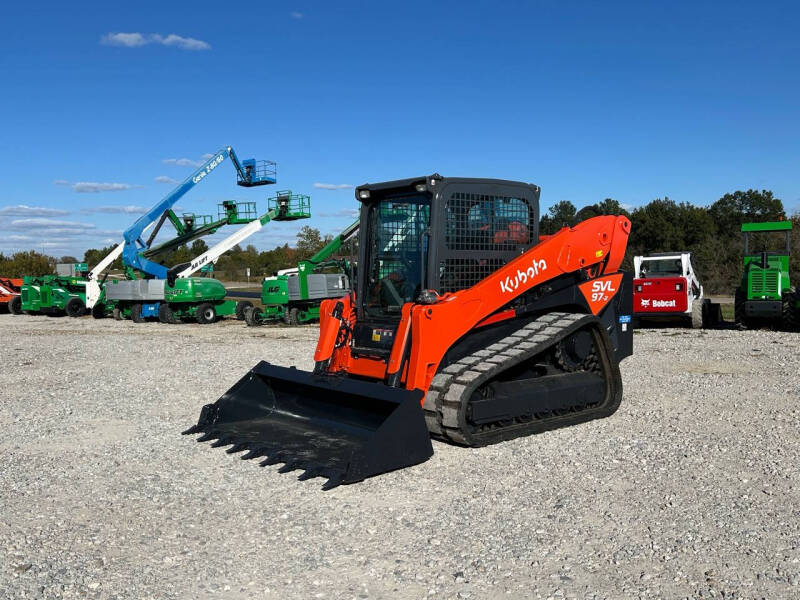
[297,468,321,481]
[260,452,286,467]
[182,424,203,435]
[321,474,345,491]
[240,446,268,461]
[277,462,300,474]
[185,361,434,488]
[225,443,249,454]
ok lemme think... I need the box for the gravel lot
[1,314,799,599]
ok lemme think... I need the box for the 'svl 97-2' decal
[578,273,624,315]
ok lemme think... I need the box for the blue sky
[1,1,798,258]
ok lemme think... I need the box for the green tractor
[734,221,799,330]
[244,220,358,326]
[20,263,90,317]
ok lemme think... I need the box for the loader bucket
[184,362,433,489]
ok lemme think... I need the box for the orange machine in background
[0,278,23,314]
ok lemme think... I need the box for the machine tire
[9,295,22,315]
[65,297,86,318]
[286,307,300,326]
[91,303,107,319]
[196,303,217,325]
[131,303,146,323]
[734,288,748,328]
[112,307,123,320]
[159,303,178,324]
[235,300,253,321]
[691,299,703,329]
[244,306,262,327]
[781,289,800,332]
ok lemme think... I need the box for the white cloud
[163,157,204,168]
[9,218,90,227]
[313,183,354,190]
[101,32,148,47]
[54,179,139,193]
[101,32,211,51]
[153,34,211,51]
[201,153,214,160]
[291,11,304,19]
[0,205,70,217]
[0,222,124,255]
[319,208,359,218]
[6,218,97,234]
[72,182,138,193]
[80,205,148,215]
[155,175,179,184]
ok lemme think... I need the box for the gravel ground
[1,314,799,600]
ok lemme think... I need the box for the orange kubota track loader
[0,278,23,314]
[185,175,633,489]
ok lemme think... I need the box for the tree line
[540,189,797,293]
[0,226,337,282]
[2,190,797,293]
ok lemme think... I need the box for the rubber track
[423,311,620,446]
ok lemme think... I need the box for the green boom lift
[91,201,262,318]
[243,219,359,326]
[734,221,799,330]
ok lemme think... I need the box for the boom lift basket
[267,191,312,221]
[184,362,433,489]
[238,159,277,186]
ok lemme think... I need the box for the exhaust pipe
[184,362,433,489]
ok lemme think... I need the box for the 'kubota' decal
[578,273,624,315]
[500,258,548,293]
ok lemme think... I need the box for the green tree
[0,250,53,277]
[708,189,785,236]
[576,198,630,223]
[190,239,208,255]
[83,245,123,271]
[539,200,577,234]
[296,226,325,260]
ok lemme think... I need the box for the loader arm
[402,214,630,391]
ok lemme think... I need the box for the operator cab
[352,174,540,356]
